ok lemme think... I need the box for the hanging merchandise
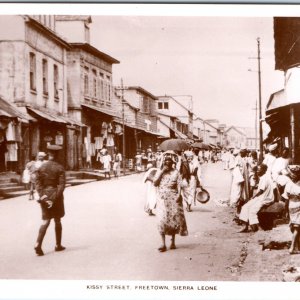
[55,132,64,145]
[6,122,15,141]
[106,134,115,147]
[94,137,104,150]
[15,123,22,142]
[6,142,18,161]
[90,143,96,156]
[107,123,113,133]
[101,122,108,138]
[115,124,123,135]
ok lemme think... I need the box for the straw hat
[196,188,210,204]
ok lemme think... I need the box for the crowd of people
[222,144,300,255]
[142,143,300,255]
[25,140,300,257]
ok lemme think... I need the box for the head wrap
[268,144,278,151]
[184,151,194,157]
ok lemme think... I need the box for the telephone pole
[121,78,126,175]
[257,38,263,163]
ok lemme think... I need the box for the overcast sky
[90,16,284,128]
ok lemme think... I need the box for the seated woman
[282,165,300,255]
[153,152,188,252]
[238,163,274,233]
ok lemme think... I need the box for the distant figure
[26,152,47,201]
[143,166,158,216]
[34,145,66,256]
[102,151,112,179]
[112,147,122,178]
[135,151,142,172]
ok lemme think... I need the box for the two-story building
[55,15,120,169]
[0,15,84,170]
[156,95,193,139]
[115,86,160,156]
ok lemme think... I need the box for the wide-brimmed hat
[196,188,210,204]
[37,151,47,157]
[47,145,62,151]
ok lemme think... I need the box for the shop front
[27,107,84,169]
[266,90,300,163]
[0,98,35,174]
[81,104,119,170]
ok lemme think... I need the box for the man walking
[34,145,66,256]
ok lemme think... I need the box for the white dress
[143,168,158,212]
[239,173,274,225]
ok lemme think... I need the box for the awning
[0,98,36,123]
[267,89,287,112]
[27,107,67,124]
[27,107,85,127]
[82,103,120,118]
[159,119,187,139]
[113,117,163,136]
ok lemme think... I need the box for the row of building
[0,15,258,174]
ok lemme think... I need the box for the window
[158,102,163,109]
[42,59,48,95]
[108,84,111,102]
[100,80,104,100]
[164,102,169,109]
[53,64,59,99]
[29,52,36,91]
[92,70,97,98]
[84,67,89,97]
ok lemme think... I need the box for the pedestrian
[143,165,158,216]
[34,145,66,256]
[180,151,201,212]
[238,164,274,233]
[153,152,188,252]
[102,150,112,179]
[26,152,47,200]
[141,150,148,171]
[112,147,122,178]
[135,151,142,172]
[281,165,300,254]
[248,150,259,198]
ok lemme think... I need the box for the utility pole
[121,78,126,175]
[257,38,263,163]
[252,99,258,150]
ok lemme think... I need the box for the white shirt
[271,157,289,181]
[257,173,274,204]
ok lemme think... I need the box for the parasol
[159,139,189,152]
[191,142,210,150]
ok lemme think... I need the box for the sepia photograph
[0,2,300,300]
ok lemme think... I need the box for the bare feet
[158,246,167,252]
[238,226,249,233]
[289,249,300,255]
[170,244,176,250]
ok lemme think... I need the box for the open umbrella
[159,138,189,152]
[191,142,210,150]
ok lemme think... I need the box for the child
[282,165,300,255]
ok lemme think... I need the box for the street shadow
[191,207,213,213]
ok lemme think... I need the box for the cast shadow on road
[190,207,213,213]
